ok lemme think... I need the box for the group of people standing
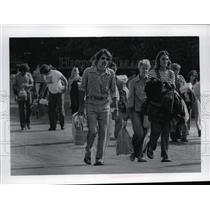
[12,48,201,166]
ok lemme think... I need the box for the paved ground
[10,101,201,176]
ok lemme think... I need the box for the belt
[88,96,108,101]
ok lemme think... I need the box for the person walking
[170,63,188,142]
[78,49,118,166]
[127,59,151,162]
[68,67,82,115]
[146,50,175,162]
[13,64,34,130]
[40,64,68,131]
[114,74,129,139]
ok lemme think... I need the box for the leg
[114,112,123,139]
[70,93,77,114]
[179,120,188,142]
[160,120,170,160]
[18,100,26,129]
[25,98,31,129]
[57,93,65,129]
[194,99,201,136]
[147,120,162,159]
[85,107,98,162]
[48,93,57,129]
[130,111,144,159]
[95,110,109,162]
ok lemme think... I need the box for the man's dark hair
[91,49,113,65]
[40,64,51,74]
[19,63,30,72]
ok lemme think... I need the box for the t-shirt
[44,70,64,94]
[13,72,34,93]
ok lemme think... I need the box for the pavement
[10,100,201,176]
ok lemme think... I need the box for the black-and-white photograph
[9,35,201,176]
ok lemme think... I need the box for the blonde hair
[138,59,151,69]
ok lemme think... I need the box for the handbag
[116,122,133,155]
[72,112,88,145]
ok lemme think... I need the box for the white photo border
[1,24,210,184]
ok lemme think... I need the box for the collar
[135,74,147,82]
[89,66,110,75]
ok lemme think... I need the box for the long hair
[187,70,198,84]
[70,67,80,80]
[90,49,113,66]
[154,50,170,70]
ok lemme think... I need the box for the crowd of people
[12,48,201,166]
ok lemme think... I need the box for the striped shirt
[148,68,175,86]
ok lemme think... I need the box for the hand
[78,105,85,115]
[112,109,119,120]
[123,113,129,121]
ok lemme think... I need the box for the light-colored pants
[130,111,147,158]
[85,102,109,161]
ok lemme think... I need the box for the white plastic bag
[72,112,88,145]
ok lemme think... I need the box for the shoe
[48,128,56,131]
[161,158,172,162]
[61,126,64,130]
[27,124,31,129]
[147,147,154,159]
[130,153,135,162]
[198,130,201,137]
[94,160,104,166]
[171,139,180,143]
[137,157,147,162]
[181,137,188,142]
[84,156,91,165]
[21,127,25,131]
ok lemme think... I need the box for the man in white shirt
[40,64,68,130]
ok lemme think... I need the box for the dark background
[10,37,199,79]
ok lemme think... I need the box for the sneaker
[84,156,91,165]
[130,153,135,162]
[198,130,201,137]
[161,158,172,162]
[181,137,188,142]
[94,160,104,166]
[147,146,154,159]
[137,157,147,162]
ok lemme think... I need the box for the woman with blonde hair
[127,59,151,162]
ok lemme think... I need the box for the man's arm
[60,74,68,90]
[110,72,118,108]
